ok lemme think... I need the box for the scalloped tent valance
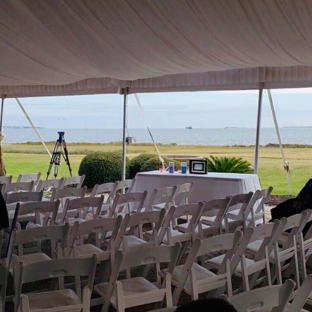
[2,0,312,97]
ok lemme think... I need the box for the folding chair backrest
[197,231,243,273]
[5,190,43,204]
[227,192,253,214]
[16,200,60,226]
[36,178,65,192]
[202,197,231,228]
[17,173,41,184]
[174,182,195,206]
[51,186,86,201]
[2,181,34,194]
[0,265,7,312]
[110,191,147,216]
[146,185,178,211]
[253,186,273,214]
[70,216,123,251]
[13,254,97,310]
[229,279,295,312]
[115,178,136,194]
[62,196,104,221]
[288,275,312,312]
[63,175,85,188]
[0,175,12,185]
[90,181,118,200]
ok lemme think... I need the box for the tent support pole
[121,88,129,182]
[267,89,293,194]
[254,83,264,174]
[15,98,52,158]
[0,95,5,134]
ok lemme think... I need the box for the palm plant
[206,155,253,173]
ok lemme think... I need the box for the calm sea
[2,127,312,146]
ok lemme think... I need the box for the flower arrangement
[0,132,5,141]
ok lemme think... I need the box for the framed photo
[189,159,208,174]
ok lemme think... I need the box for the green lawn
[3,143,311,195]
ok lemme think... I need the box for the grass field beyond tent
[3,142,311,195]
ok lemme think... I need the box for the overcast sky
[3,88,312,129]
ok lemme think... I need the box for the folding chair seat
[108,191,147,217]
[176,197,231,238]
[145,186,178,212]
[90,181,118,214]
[94,243,180,312]
[60,196,104,225]
[170,231,242,305]
[228,279,295,312]
[13,254,97,312]
[62,174,85,188]
[203,192,253,232]
[2,181,35,194]
[1,224,69,274]
[120,209,166,253]
[68,216,123,262]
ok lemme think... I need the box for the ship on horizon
[185,126,192,129]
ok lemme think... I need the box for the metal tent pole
[121,88,129,181]
[254,83,264,174]
[267,89,293,194]
[0,95,5,136]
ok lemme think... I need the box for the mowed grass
[3,143,311,195]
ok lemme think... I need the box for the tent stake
[15,98,52,158]
[121,88,128,182]
[254,83,264,174]
[267,89,293,195]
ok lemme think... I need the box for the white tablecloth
[134,171,261,203]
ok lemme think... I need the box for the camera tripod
[46,132,72,179]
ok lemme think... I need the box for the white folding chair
[68,216,123,262]
[90,181,118,214]
[288,275,312,312]
[0,231,7,312]
[36,178,65,201]
[171,231,242,305]
[60,196,104,225]
[228,279,295,312]
[173,182,195,206]
[120,209,166,253]
[13,200,60,227]
[108,191,147,217]
[17,173,41,190]
[115,178,136,194]
[5,191,43,204]
[2,181,35,194]
[177,197,231,238]
[247,186,273,227]
[145,186,178,212]
[0,175,12,185]
[62,174,85,188]
[94,243,181,312]
[1,224,69,274]
[13,254,97,312]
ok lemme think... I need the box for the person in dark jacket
[0,190,9,229]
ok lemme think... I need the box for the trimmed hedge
[141,156,181,172]
[128,153,156,178]
[78,151,129,188]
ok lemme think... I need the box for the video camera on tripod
[46,132,72,179]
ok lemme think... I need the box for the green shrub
[141,157,181,172]
[78,151,129,188]
[206,155,253,173]
[128,153,156,178]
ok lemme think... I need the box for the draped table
[134,171,261,204]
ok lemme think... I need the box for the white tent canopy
[2,0,312,97]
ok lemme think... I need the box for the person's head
[175,298,238,312]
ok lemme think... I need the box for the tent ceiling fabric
[2,0,312,97]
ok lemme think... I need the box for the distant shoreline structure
[4,126,45,129]
[185,126,192,129]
